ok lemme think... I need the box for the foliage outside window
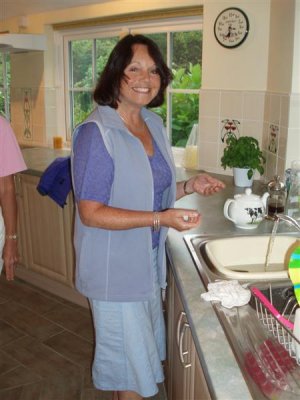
[69,37,119,129]
[0,53,10,119]
[150,31,201,146]
[65,20,202,147]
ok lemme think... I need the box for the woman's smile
[119,44,161,107]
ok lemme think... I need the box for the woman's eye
[128,66,139,72]
[151,68,159,75]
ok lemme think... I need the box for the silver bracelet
[6,234,18,240]
[153,212,160,232]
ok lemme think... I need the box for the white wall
[202,0,270,91]
[267,0,294,93]
[2,0,299,171]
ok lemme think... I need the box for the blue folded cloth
[37,156,72,208]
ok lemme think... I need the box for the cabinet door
[192,352,211,400]
[167,267,211,400]
[168,271,193,400]
[15,174,28,268]
[18,174,75,286]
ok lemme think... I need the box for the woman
[71,34,224,400]
[0,116,27,281]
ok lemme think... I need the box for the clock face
[214,7,249,48]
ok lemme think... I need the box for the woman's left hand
[187,173,225,196]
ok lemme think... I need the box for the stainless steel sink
[184,233,300,399]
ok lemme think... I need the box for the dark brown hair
[93,34,173,108]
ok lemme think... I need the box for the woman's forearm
[78,200,155,230]
[78,200,200,232]
[176,179,194,200]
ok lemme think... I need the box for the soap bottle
[266,175,286,218]
[182,124,198,170]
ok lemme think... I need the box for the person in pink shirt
[0,116,26,280]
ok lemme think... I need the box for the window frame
[57,15,202,145]
[0,52,10,119]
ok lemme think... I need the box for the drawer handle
[179,322,192,368]
[177,311,186,347]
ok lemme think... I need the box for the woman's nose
[139,69,151,80]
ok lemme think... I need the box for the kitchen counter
[167,168,299,399]
[21,147,70,176]
[20,148,298,399]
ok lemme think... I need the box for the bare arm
[0,175,18,280]
[78,200,201,232]
[176,173,226,200]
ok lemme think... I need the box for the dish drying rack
[251,286,300,366]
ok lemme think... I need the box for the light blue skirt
[89,248,165,398]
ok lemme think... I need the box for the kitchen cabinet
[14,173,86,305]
[166,264,211,400]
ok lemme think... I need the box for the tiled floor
[0,274,166,400]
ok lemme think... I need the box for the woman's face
[119,44,161,109]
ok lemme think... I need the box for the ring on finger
[183,215,189,222]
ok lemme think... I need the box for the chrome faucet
[274,214,300,232]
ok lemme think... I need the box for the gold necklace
[117,110,127,124]
[117,110,146,130]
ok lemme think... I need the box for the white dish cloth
[201,280,251,309]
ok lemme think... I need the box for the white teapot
[224,188,269,229]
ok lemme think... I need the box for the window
[68,36,119,129]
[145,31,202,147]
[61,13,202,147]
[0,52,10,119]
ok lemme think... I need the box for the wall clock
[214,7,249,49]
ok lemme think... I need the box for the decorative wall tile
[22,89,33,140]
[198,88,292,178]
[220,119,240,143]
[268,124,279,154]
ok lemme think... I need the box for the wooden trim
[53,6,203,31]
[16,266,89,308]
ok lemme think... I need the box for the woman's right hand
[160,208,201,232]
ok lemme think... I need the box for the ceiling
[0,0,108,21]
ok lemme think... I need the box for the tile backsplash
[198,89,293,182]
[9,52,298,178]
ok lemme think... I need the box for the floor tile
[0,365,41,390]
[41,374,83,400]
[0,279,19,301]
[16,381,44,400]
[0,320,25,347]
[44,303,94,342]
[0,387,23,400]
[44,330,94,368]
[0,351,22,375]
[0,301,63,341]
[0,276,167,399]
[3,336,82,380]
[0,282,60,315]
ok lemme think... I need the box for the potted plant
[221,135,266,187]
